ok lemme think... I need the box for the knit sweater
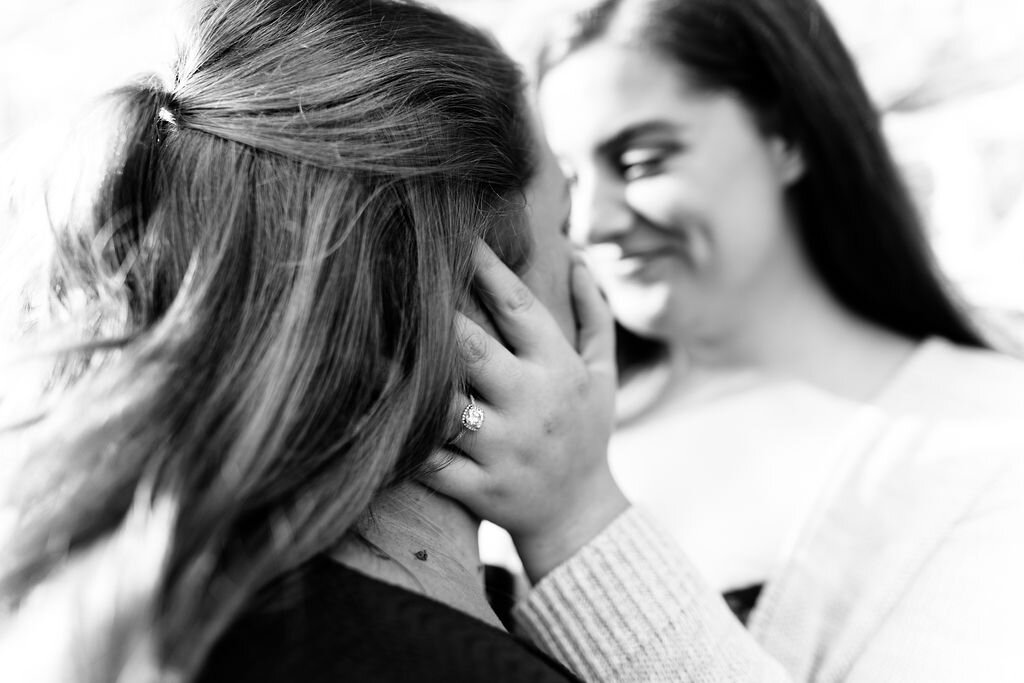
[516,342,1024,682]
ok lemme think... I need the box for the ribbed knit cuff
[514,507,784,682]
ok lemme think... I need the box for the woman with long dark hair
[437,0,1024,680]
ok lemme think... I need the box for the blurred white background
[2,0,1023,335]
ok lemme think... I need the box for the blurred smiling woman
[534,0,1024,599]
[432,0,1024,681]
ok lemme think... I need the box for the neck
[330,479,501,629]
[672,244,917,402]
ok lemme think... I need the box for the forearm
[514,507,792,683]
[513,474,629,584]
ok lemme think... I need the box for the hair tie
[152,89,180,144]
[157,105,176,126]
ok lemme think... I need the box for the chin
[612,304,674,343]
[605,284,678,342]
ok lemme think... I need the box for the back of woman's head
[539,0,987,349]
[0,0,533,677]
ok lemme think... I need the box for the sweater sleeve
[513,507,792,682]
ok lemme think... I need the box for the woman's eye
[618,148,668,181]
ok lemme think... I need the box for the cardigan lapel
[748,417,1012,681]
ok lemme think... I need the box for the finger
[571,256,616,371]
[472,240,563,354]
[445,389,514,467]
[456,313,522,402]
[444,391,484,454]
[419,449,488,506]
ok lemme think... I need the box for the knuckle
[504,364,527,389]
[502,283,534,313]
[459,331,489,364]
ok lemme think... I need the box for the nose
[569,168,633,246]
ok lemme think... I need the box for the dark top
[198,555,582,683]
[722,584,764,626]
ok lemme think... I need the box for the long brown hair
[539,0,989,372]
[0,0,534,678]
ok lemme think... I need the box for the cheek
[710,169,792,278]
[625,177,700,230]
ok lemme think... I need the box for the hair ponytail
[1,1,535,679]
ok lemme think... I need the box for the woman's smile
[612,248,683,282]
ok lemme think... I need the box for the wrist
[513,480,629,584]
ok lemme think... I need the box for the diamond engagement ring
[461,395,485,432]
[448,395,485,446]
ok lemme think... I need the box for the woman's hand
[425,242,629,583]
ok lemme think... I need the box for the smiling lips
[616,222,704,273]
[620,248,673,261]
[613,247,676,276]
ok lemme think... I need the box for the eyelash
[617,146,678,181]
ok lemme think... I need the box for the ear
[769,136,805,186]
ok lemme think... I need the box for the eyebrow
[596,121,681,158]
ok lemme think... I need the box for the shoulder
[880,337,1024,419]
[789,414,1024,603]
[754,415,1024,680]
[837,412,1024,523]
[199,557,579,683]
[847,415,1024,591]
